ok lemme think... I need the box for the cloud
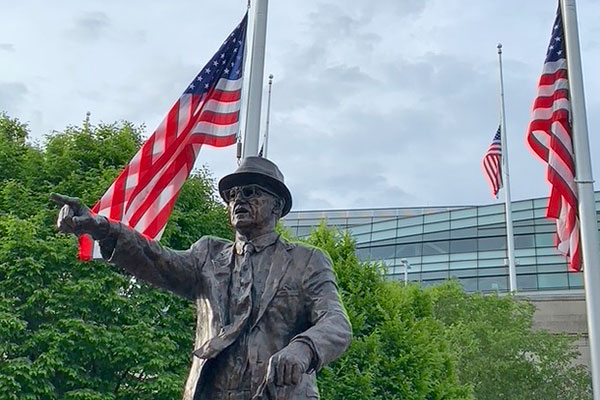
[0,82,28,112]
[0,43,14,52]
[66,11,110,42]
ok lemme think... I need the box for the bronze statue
[52,156,351,400]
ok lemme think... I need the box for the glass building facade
[282,193,600,293]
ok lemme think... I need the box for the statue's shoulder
[278,237,329,262]
[190,235,233,254]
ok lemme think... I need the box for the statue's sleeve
[99,223,210,300]
[293,248,352,372]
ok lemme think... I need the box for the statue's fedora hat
[219,156,292,216]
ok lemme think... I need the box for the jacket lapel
[252,240,292,328]
[209,244,234,328]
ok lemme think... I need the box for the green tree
[307,224,473,400]
[306,224,591,400]
[429,282,591,400]
[0,114,231,399]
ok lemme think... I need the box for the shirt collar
[235,231,279,255]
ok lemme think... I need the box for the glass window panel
[514,225,535,235]
[450,260,477,270]
[422,231,450,241]
[421,262,449,272]
[370,238,396,247]
[537,263,567,273]
[478,258,504,268]
[452,208,477,219]
[354,233,372,245]
[538,273,568,289]
[397,224,423,236]
[371,220,396,232]
[450,252,477,261]
[535,222,555,232]
[512,200,533,211]
[424,212,449,223]
[477,227,507,237]
[421,270,449,280]
[450,268,477,278]
[569,272,583,288]
[424,221,450,233]
[510,219,529,227]
[517,256,537,265]
[349,224,372,235]
[517,274,538,290]
[478,250,506,259]
[479,236,507,251]
[296,226,313,237]
[398,215,423,228]
[327,217,348,226]
[534,198,548,208]
[450,238,477,253]
[397,234,423,243]
[348,217,373,225]
[534,208,547,218]
[397,243,422,258]
[477,204,504,216]
[421,254,449,263]
[515,248,536,257]
[422,240,450,256]
[478,267,508,277]
[478,213,504,225]
[371,229,396,241]
[513,209,534,221]
[459,277,478,292]
[370,245,395,260]
[535,233,554,247]
[479,276,508,292]
[537,255,567,264]
[401,256,422,267]
[451,227,478,239]
[514,234,535,249]
[450,217,477,229]
[516,265,537,274]
[536,246,560,256]
[356,248,370,261]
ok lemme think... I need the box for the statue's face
[226,185,278,234]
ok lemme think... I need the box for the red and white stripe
[79,76,242,260]
[526,41,580,270]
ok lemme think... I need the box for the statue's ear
[272,197,283,217]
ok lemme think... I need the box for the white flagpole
[262,73,274,158]
[560,0,600,397]
[243,0,269,158]
[497,43,517,292]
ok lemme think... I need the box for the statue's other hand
[50,193,109,239]
[270,341,312,386]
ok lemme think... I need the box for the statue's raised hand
[50,193,110,240]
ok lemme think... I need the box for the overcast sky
[2,0,600,211]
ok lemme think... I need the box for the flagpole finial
[497,43,502,53]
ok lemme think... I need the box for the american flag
[79,13,248,260]
[526,6,580,271]
[482,125,503,198]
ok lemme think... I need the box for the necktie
[193,243,254,359]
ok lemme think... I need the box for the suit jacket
[104,226,352,400]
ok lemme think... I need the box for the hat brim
[219,171,292,217]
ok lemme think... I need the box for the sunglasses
[223,184,278,202]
